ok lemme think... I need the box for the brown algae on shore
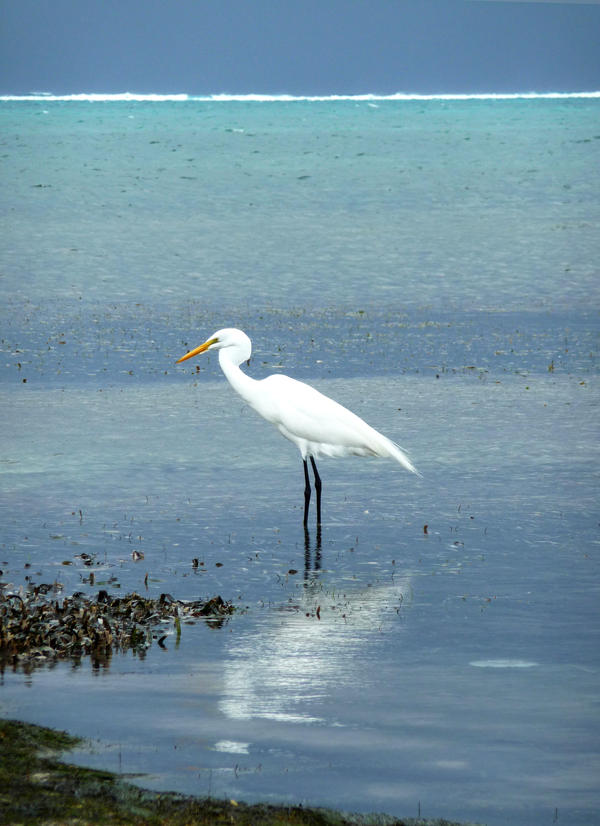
[0,717,482,825]
[0,586,234,670]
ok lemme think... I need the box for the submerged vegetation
[0,718,481,826]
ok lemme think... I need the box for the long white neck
[218,349,262,411]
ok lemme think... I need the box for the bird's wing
[259,374,416,471]
[259,374,362,439]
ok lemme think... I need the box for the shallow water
[2,349,598,824]
[1,98,599,825]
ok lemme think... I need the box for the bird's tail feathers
[380,436,420,476]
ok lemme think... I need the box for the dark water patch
[2,300,597,389]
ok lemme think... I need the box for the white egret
[176,328,418,526]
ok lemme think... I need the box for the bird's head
[176,328,251,365]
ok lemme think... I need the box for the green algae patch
[0,718,480,826]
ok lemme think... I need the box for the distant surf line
[2,91,599,103]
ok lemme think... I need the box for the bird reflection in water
[218,535,411,724]
[303,525,322,589]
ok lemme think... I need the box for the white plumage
[177,328,418,525]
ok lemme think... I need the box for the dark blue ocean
[1,95,599,825]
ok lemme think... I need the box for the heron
[177,328,418,526]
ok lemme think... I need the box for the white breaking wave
[0,92,190,102]
[201,91,600,102]
[1,91,599,103]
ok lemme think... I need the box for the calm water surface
[1,98,599,825]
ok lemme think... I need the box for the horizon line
[2,91,600,103]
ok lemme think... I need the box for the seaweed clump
[0,586,233,671]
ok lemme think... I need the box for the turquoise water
[1,97,599,825]
[2,97,598,310]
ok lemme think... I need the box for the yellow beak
[176,337,218,364]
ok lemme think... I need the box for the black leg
[303,459,311,527]
[310,456,322,526]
